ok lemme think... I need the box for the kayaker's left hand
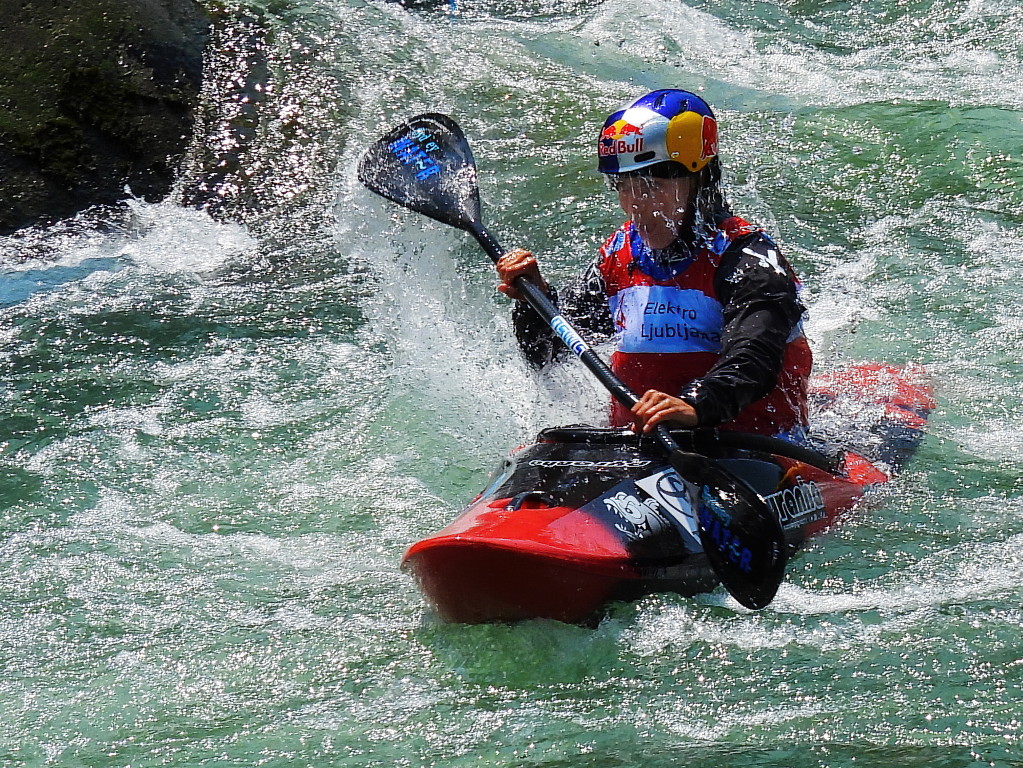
[631,390,698,433]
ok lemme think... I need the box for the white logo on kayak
[529,459,652,469]
[604,491,666,539]
[764,477,825,529]
[636,470,701,550]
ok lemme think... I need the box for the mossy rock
[0,0,211,235]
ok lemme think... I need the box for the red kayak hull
[407,537,635,624]
[403,363,933,624]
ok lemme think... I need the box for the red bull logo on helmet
[599,90,719,174]
[599,119,645,158]
[701,115,718,163]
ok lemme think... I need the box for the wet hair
[692,156,733,241]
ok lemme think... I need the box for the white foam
[619,531,1023,663]
[119,199,256,274]
[568,0,1023,109]
[803,249,883,352]
[339,183,609,456]
[955,424,1023,463]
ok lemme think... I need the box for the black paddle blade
[672,450,787,610]
[358,113,483,233]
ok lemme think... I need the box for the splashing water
[1,0,1022,765]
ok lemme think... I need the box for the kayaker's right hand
[630,389,699,433]
[496,248,549,301]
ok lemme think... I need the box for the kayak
[402,363,934,624]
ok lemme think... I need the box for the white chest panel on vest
[607,284,723,354]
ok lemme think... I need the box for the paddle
[358,113,786,609]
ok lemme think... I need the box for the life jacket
[598,217,812,435]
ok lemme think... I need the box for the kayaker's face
[614,173,697,249]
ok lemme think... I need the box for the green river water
[2,0,1022,765]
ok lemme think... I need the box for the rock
[177,7,353,248]
[0,0,211,235]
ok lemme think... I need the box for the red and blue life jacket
[598,216,812,435]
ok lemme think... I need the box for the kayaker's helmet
[597,89,731,255]
[597,89,718,175]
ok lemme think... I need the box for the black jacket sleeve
[510,257,613,368]
[680,233,806,427]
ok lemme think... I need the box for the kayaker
[496,88,812,440]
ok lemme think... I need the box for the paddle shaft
[469,222,688,454]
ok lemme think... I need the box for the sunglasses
[605,172,697,194]
[604,161,696,189]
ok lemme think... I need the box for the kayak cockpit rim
[536,425,841,474]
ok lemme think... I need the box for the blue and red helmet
[597,89,719,175]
